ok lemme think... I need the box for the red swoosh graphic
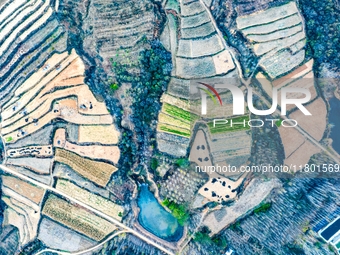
[198,82,223,106]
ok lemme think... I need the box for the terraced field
[0,0,67,107]
[236,2,306,79]
[157,103,200,138]
[234,2,328,170]
[157,96,199,155]
[172,0,235,80]
[1,50,114,144]
[0,0,122,248]
[157,0,241,157]
[82,0,156,74]
[2,186,42,245]
[42,194,117,241]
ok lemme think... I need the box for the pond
[329,97,340,154]
[137,184,183,242]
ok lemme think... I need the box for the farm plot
[289,98,327,141]
[253,31,305,56]
[181,22,215,39]
[260,49,305,79]
[207,115,250,134]
[181,11,210,29]
[277,73,317,111]
[160,169,206,204]
[158,123,190,138]
[157,103,199,138]
[42,194,117,241]
[209,130,251,164]
[8,51,76,104]
[38,218,97,253]
[7,145,52,158]
[2,193,41,242]
[2,50,109,128]
[55,148,118,187]
[162,103,198,123]
[167,78,191,99]
[236,2,299,30]
[0,0,44,48]
[161,93,191,112]
[3,96,113,144]
[6,157,52,175]
[0,22,67,106]
[158,104,194,135]
[78,124,119,144]
[157,132,190,157]
[2,84,111,134]
[241,14,301,35]
[55,179,124,220]
[0,0,51,56]
[3,206,27,244]
[189,129,213,168]
[272,59,313,88]
[284,140,321,170]
[2,175,45,205]
[203,178,281,234]
[176,56,216,79]
[198,173,246,203]
[257,59,314,104]
[54,128,120,164]
[180,0,205,16]
[0,0,27,25]
[172,0,235,79]
[158,113,191,130]
[177,33,224,58]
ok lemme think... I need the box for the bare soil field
[203,178,282,234]
[54,128,120,164]
[2,175,45,204]
[289,98,327,141]
[78,125,119,145]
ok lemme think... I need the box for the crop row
[42,195,116,241]
[55,148,117,187]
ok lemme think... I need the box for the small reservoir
[137,184,183,242]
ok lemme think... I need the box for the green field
[207,115,250,134]
[163,103,199,123]
[159,124,191,138]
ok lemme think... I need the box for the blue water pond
[137,184,183,242]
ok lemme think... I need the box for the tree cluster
[299,0,340,75]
